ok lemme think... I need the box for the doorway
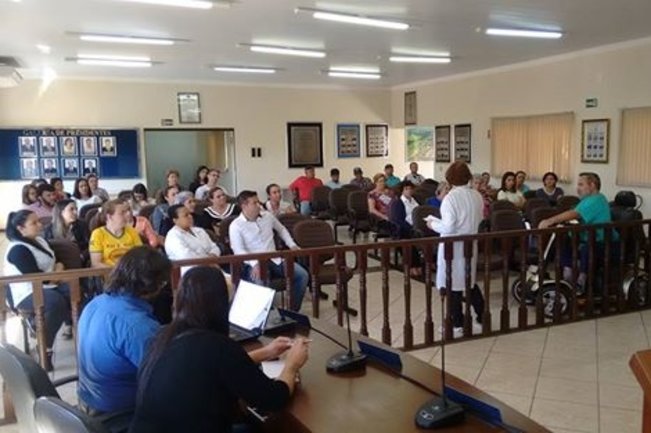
[144,128,236,195]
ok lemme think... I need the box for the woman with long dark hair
[50,177,70,202]
[73,177,102,211]
[44,199,91,259]
[21,184,38,207]
[3,210,71,369]
[131,266,309,432]
[497,171,524,209]
[188,165,208,194]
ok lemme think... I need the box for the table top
[630,349,651,392]
[252,318,550,433]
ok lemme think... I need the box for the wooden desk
[630,350,651,433]
[256,319,549,433]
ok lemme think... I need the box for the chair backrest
[88,213,104,232]
[341,184,361,192]
[79,203,101,221]
[612,207,645,263]
[411,205,440,237]
[293,219,335,264]
[490,209,525,232]
[524,197,550,222]
[530,207,562,229]
[82,207,101,227]
[412,187,431,206]
[34,396,110,433]
[557,195,580,211]
[329,188,351,216]
[138,204,156,222]
[347,190,369,216]
[48,240,83,269]
[490,199,517,213]
[277,213,309,237]
[0,344,59,433]
[218,214,239,254]
[310,186,331,213]
[523,190,537,200]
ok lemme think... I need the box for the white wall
[389,38,651,215]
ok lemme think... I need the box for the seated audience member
[44,199,91,257]
[27,183,56,218]
[129,183,155,216]
[3,210,72,369]
[497,171,525,209]
[131,266,309,433]
[539,172,616,293]
[426,181,450,208]
[404,162,425,186]
[188,165,209,194]
[229,190,308,311]
[195,168,228,200]
[350,167,373,190]
[90,199,143,268]
[50,177,70,201]
[164,205,221,274]
[128,206,163,249]
[481,172,493,190]
[159,191,199,237]
[427,161,485,337]
[472,174,491,219]
[165,168,184,191]
[289,165,323,215]
[389,182,421,276]
[515,170,530,194]
[265,183,296,216]
[325,168,342,190]
[198,187,239,232]
[367,174,392,227]
[22,184,38,208]
[78,246,171,415]
[384,164,401,188]
[74,177,102,212]
[152,185,179,235]
[32,178,48,188]
[536,171,564,206]
[87,174,110,202]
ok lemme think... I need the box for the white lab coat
[427,185,483,291]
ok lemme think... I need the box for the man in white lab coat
[427,161,486,338]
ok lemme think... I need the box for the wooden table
[630,349,651,433]
[253,318,550,433]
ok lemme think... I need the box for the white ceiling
[2,0,651,88]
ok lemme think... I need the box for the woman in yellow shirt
[89,199,142,267]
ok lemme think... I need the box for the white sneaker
[438,325,464,339]
[472,323,483,335]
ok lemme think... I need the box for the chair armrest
[53,375,78,387]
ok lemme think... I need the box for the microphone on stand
[415,290,465,429]
[325,285,367,373]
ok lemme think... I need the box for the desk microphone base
[326,351,367,373]
[415,397,465,429]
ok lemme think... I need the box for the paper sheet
[262,360,285,379]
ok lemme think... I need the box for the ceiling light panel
[389,56,451,63]
[79,34,177,45]
[485,28,563,39]
[296,7,409,30]
[115,0,229,9]
[246,44,326,58]
[213,66,277,74]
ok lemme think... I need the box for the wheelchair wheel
[511,279,524,303]
[539,282,572,319]
[625,273,649,308]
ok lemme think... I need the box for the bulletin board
[0,127,140,180]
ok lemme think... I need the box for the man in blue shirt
[384,164,401,188]
[77,246,171,415]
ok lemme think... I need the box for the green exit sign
[586,98,598,108]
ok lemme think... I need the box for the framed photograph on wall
[20,158,38,179]
[435,125,451,163]
[336,123,361,158]
[62,158,79,178]
[19,136,37,157]
[581,119,609,163]
[178,92,202,124]
[404,91,417,125]
[365,124,389,157]
[39,136,58,157]
[454,124,472,163]
[81,136,97,156]
[82,157,99,177]
[287,122,323,168]
[405,126,434,161]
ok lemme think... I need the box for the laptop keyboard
[229,327,251,342]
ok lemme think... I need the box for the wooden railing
[1,218,650,368]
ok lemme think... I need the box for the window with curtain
[618,107,651,187]
[491,112,574,181]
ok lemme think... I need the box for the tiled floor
[0,230,647,432]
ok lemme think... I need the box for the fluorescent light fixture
[214,66,276,74]
[78,54,151,62]
[36,44,51,54]
[248,44,325,58]
[116,0,225,9]
[389,55,451,63]
[485,28,563,39]
[312,11,408,30]
[330,66,380,73]
[77,59,152,67]
[328,71,381,80]
[79,34,175,45]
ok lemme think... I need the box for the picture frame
[100,136,117,156]
[60,136,78,156]
[365,124,389,158]
[81,157,99,177]
[178,92,202,124]
[81,136,98,156]
[62,158,80,178]
[41,158,59,179]
[405,126,435,161]
[454,124,472,163]
[336,123,361,158]
[404,91,417,126]
[39,136,58,157]
[287,122,323,168]
[18,136,37,157]
[20,158,38,179]
[435,125,451,163]
[581,119,610,163]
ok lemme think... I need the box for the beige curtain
[618,107,651,187]
[491,112,573,181]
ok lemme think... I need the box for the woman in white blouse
[264,183,296,216]
[427,161,486,338]
[73,177,102,211]
[496,171,524,209]
[164,204,221,275]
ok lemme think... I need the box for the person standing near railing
[426,161,485,338]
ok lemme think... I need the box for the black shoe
[61,325,73,340]
[34,347,54,372]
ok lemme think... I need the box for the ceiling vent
[0,57,23,87]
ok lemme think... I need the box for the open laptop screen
[229,280,275,331]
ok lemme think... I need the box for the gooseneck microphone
[325,286,367,373]
[415,291,465,429]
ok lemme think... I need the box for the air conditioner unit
[0,66,22,87]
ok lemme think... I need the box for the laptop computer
[228,280,275,343]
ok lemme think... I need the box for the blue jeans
[299,201,311,216]
[17,283,71,348]
[242,261,308,311]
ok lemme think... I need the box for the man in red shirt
[289,166,323,215]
